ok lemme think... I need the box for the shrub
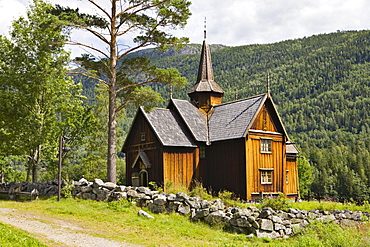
[61,182,74,198]
[261,193,291,211]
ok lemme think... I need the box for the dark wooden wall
[204,139,246,198]
[124,112,164,186]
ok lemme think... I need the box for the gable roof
[141,107,196,147]
[169,99,208,142]
[208,94,266,142]
[132,149,152,168]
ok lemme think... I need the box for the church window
[260,138,272,153]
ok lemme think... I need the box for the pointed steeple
[188,22,224,113]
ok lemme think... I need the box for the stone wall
[1,180,368,239]
[72,179,369,239]
[0,180,61,196]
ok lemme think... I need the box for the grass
[0,197,369,246]
[0,222,47,247]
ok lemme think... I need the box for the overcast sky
[1,0,369,57]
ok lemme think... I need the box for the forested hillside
[82,30,370,201]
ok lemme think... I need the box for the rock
[176,192,188,201]
[148,202,166,214]
[236,217,250,228]
[185,197,200,209]
[127,189,138,199]
[103,182,117,190]
[177,204,191,215]
[93,179,104,188]
[138,210,154,219]
[195,208,210,218]
[259,219,274,232]
[204,211,226,225]
[115,186,126,192]
[210,199,224,212]
[137,186,151,195]
[153,195,167,205]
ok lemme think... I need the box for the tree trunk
[107,2,117,183]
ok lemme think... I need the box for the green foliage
[293,221,369,247]
[261,193,291,211]
[61,183,74,199]
[297,157,312,198]
[0,0,93,182]
[0,223,47,247]
[50,0,192,183]
[188,182,213,201]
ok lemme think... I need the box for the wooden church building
[122,37,300,201]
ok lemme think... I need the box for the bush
[261,193,291,211]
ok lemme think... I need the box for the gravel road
[0,207,138,247]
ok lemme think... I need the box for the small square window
[140,133,146,142]
[200,146,206,159]
[286,170,289,184]
[261,139,272,153]
[261,170,273,184]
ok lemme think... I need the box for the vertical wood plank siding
[286,157,299,197]
[205,139,246,198]
[246,133,284,200]
[163,148,197,189]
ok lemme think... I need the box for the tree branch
[67,41,109,59]
[87,0,111,21]
[69,24,110,44]
[68,71,109,87]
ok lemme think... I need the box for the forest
[0,0,369,202]
[103,30,369,202]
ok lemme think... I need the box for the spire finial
[204,16,207,40]
[266,71,271,94]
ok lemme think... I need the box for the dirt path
[0,207,139,247]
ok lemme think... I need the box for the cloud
[1,0,369,56]
[0,0,27,36]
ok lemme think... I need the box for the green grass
[0,197,369,246]
[0,222,47,247]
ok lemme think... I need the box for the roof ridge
[214,93,266,107]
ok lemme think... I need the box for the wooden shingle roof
[209,94,265,142]
[169,99,208,142]
[188,40,224,95]
[141,107,196,147]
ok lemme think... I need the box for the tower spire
[204,16,207,40]
[187,21,224,113]
[266,71,271,95]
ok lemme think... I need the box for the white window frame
[260,168,273,184]
[260,138,272,153]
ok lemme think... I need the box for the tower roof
[187,40,224,95]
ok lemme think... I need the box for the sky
[0,0,369,57]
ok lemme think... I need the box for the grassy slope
[0,197,369,247]
[0,222,47,247]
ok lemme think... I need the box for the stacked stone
[0,180,61,196]
[71,182,369,239]
[2,180,367,239]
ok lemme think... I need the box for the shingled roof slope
[142,107,196,147]
[208,94,266,142]
[170,99,208,142]
[188,40,224,94]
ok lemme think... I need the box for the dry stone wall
[72,179,369,239]
[1,180,368,239]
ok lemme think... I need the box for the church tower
[187,34,224,113]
